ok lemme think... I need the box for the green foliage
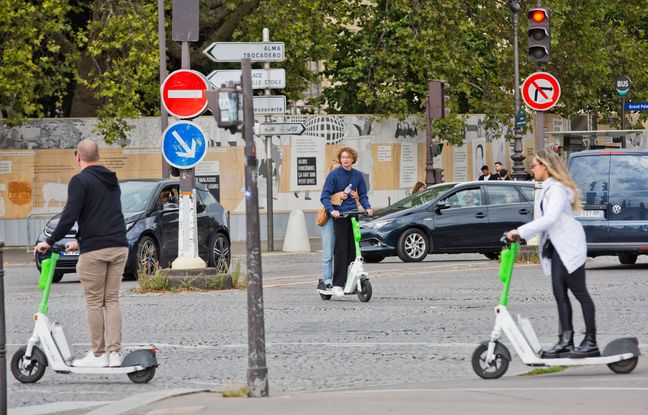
[137,267,169,292]
[77,0,160,145]
[0,0,77,125]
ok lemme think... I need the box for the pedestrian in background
[318,160,343,291]
[35,139,129,368]
[506,149,598,359]
[498,168,511,180]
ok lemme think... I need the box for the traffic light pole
[510,0,526,180]
[241,59,269,397]
[158,0,170,179]
[263,28,274,252]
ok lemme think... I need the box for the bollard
[0,241,6,415]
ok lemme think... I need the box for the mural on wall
[0,113,534,220]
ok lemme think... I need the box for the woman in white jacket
[506,149,598,358]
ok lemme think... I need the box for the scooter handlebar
[333,209,370,219]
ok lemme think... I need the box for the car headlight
[363,220,393,230]
[43,224,54,237]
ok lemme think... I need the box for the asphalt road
[3,252,647,412]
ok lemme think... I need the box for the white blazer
[517,178,587,276]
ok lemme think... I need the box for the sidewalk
[109,360,648,415]
[1,238,322,267]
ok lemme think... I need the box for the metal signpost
[163,2,208,270]
[616,76,631,140]
[0,242,6,415]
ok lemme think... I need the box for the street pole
[158,0,170,178]
[534,0,545,153]
[263,28,274,251]
[425,81,444,186]
[0,241,6,415]
[621,96,627,148]
[510,0,526,180]
[241,59,269,397]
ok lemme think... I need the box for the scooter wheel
[128,366,156,383]
[11,346,47,383]
[357,278,372,302]
[319,293,332,300]
[608,357,638,374]
[471,344,509,379]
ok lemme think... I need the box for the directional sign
[253,95,286,115]
[203,42,285,63]
[625,102,648,111]
[161,70,210,119]
[521,72,561,111]
[258,123,305,136]
[207,69,286,90]
[515,109,527,128]
[615,76,631,96]
[162,121,207,169]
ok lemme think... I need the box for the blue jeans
[321,218,335,284]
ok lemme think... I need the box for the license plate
[577,210,604,218]
[61,250,79,256]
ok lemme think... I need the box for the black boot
[541,330,574,358]
[567,331,600,358]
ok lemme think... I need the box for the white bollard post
[282,209,311,252]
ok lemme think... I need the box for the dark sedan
[360,181,536,262]
[35,179,231,282]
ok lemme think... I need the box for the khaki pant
[76,247,128,355]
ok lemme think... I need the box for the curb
[86,388,209,415]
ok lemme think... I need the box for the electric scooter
[472,236,640,379]
[318,210,373,302]
[11,244,158,384]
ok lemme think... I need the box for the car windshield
[120,181,158,212]
[390,184,456,209]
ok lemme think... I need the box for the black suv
[568,149,648,264]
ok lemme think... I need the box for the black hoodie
[46,165,128,253]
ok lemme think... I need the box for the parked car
[568,149,648,265]
[34,179,231,282]
[360,181,535,262]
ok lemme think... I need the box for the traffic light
[528,7,550,63]
[433,168,444,184]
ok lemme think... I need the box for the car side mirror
[196,202,206,214]
[435,201,451,213]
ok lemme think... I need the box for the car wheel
[619,254,637,265]
[483,252,500,261]
[363,254,385,263]
[52,272,64,283]
[396,228,428,262]
[136,236,159,276]
[209,233,231,273]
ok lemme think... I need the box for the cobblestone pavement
[3,253,647,410]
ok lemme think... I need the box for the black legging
[550,251,596,333]
[333,216,356,287]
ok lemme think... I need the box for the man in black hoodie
[35,139,128,368]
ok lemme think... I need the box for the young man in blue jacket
[320,147,373,297]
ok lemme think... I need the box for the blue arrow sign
[162,121,207,169]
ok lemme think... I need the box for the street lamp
[509,0,526,180]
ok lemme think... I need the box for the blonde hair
[534,149,581,212]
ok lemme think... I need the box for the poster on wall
[195,160,221,201]
[454,146,468,182]
[472,137,486,179]
[290,135,324,191]
[399,142,418,188]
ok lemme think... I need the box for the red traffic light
[531,10,546,23]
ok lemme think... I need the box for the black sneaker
[325,283,333,290]
[317,280,326,290]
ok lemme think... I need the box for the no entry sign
[161,69,210,119]
[521,72,561,111]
